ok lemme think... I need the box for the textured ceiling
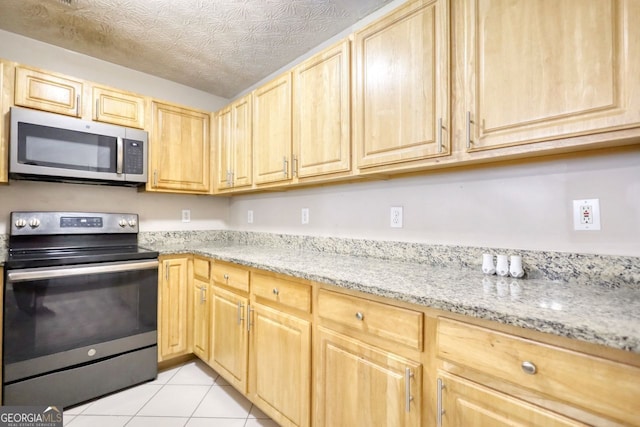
[0,0,394,99]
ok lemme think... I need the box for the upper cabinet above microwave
[14,66,84,117]
[13,65,146,129]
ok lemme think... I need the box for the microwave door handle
[116,137,124,174]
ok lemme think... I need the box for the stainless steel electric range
[3,211,159,408]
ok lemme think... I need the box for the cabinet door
[316,327,422,427]
[192,277,209,361]
[0,62,6,183]
[14,66,83,117]
[93,86,145,129]
[215,106,233,190]
[210,286,249,393]
[464,0,640,151]
[159,257,190,361]
[150,101,210,193]
[293,39,351,178]
[354,0,449,169]
[231,94,253,188]
[249,302,311,427]
[253,73,292,185]
[438,372,588,427]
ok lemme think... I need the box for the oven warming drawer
[3,345,157,408]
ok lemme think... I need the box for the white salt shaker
[482,253,496,275]
[509,255,524,278]
[496,254,509,277]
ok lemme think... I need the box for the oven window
[3,266,157,365]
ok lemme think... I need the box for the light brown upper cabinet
[148,101,211,194]
[292,39,351,180]
[459,0,640,152]
[354,0,450,172]
[215,93,252,191]
[14,65,83,117]
[253,73,292,186]
[92,85,145,129]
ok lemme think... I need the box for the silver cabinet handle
[237,302,244,325]
[165,263,169,281]
[521,361,537,375]
[437,378,445,427]
[272,288,279,296]
[226,170,231,187]
[95,99,99,120]
[437,117,443,153]
[116,137,124,174]
[283,156,288,177]
[224,273,229,280]
[466,111,473,149]
[405,368,414,413]
[200,286,206,303]
[153,170,158,187]
[293,156,298,177]
[76,94,80,116]
[247,305,254,332]
[355,312,364,321]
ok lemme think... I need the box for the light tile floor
[63,359,278,427]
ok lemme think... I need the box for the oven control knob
[28,218,41,228]
[118,219,128,227]
[128,219,137,227]
[15,218,27,228]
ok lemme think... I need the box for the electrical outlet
[247,210,254,224]
[390,206,403,228]
[573,199,600,231]
[181,209,191,223]
[301,208,309,225]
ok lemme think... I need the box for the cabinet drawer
[318,289,423,351]
[212,262,249,293]
[437,317,640,426]
[193,257,210,279]
[252,272,311,313]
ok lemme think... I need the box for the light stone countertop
[148,241,640,354]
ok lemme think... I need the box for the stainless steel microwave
[9,106,148,186]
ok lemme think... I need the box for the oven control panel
[10,212,139,235]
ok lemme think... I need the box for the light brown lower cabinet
[159,259,640,427]
[210,285,249,393]
[316,327,422,427]
[158,256,191,362]
[436,372,587,427]
[249,302,311,427]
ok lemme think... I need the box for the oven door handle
[6,260,159,283]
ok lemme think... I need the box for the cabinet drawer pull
[437,117,443,153]
[466,111,473,149]
[247,305,254,332]
[237,302,244,325]
[521,361,537,375]
[437,378,445,427]
[405,368,414,413]
[224,273,229,280]
[355,312,364,321]
[272,288,279,296]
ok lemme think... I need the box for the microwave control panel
[123,140,145,175]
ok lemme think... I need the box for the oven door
[3,259,158,383]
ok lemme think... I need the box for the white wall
[0,180,227,232]
[228,148,640,257]
[0,29,230,233]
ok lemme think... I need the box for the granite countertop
[147,241,640,354]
